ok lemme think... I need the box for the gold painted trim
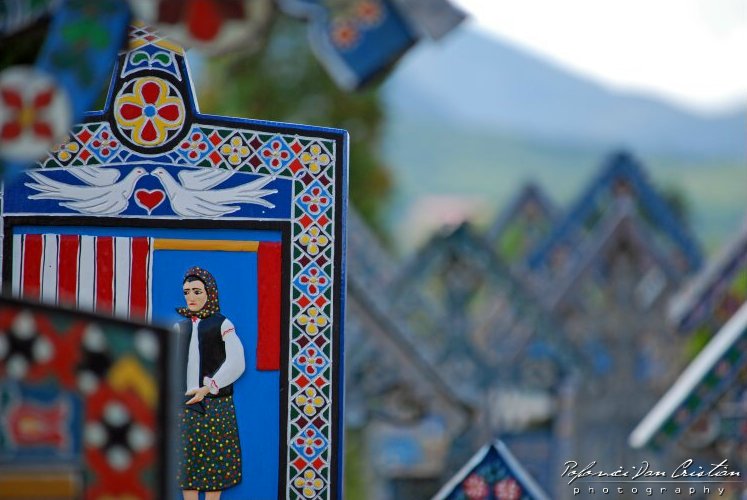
[0,473,79,498]
[153,239,259,252]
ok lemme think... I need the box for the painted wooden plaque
[1,25,348,500]
[278,0,418,90]
[0,296,171,499]
[432,440,550,500]
[0,0,130,169]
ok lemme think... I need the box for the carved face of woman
[183,279,207,312]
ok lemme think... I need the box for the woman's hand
[185,386,211,405]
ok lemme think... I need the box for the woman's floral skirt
[179,394,242,491]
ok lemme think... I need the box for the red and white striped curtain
[12,234,152,321]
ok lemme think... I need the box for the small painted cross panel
[0,296,172,499]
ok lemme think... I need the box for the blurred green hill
[380,28,746,254]
[382,113,745,254]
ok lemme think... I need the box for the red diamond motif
[297,296,311,308]
[292,457,307,471]
[249,155,262,168]
[209,151,222,165]
[289,159,304,174]
[295,375,310,388]
[299,215,312,228]
[312,457,326,470]
[314,377,327,388]
[290,140,303,154]
[314,295,327,307]
[78,149,91,161]
[317,214,329,227]
[76,129,92,143]
[209,132,223,146]
[298,255,311,268]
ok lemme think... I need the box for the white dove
[151,167,277,218]
[25,166,147,216]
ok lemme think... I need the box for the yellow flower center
[19,106,35,128]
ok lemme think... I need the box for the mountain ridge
[381,27,745,159]
[378,27,746,253]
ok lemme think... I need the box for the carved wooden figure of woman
[176,266,245,500]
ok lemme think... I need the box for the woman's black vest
[178,313,233,397]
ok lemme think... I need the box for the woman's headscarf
[176,266,220,319]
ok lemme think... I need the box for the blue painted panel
[152,247,279,499]
[281,0,416,89]
[314,1,415,86]
[10,224,282,498]
[3,164,292,220]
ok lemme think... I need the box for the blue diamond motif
[296,179,332,219]
[176,127,214,163]
[293,344,330,379]
[291,424,328,461]
[293,263,332,298]
[89,126,122,163]
[258,135,294,172]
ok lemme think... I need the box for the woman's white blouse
[184,317,245,394]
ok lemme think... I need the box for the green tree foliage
[343,428,368,499]
[199,15,393,237]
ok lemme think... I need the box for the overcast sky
[451,0,746,113]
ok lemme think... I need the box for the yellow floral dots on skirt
[178,395,242,491]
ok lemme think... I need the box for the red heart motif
[134,189,165,214]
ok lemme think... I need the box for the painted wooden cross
[1,25,347,500]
